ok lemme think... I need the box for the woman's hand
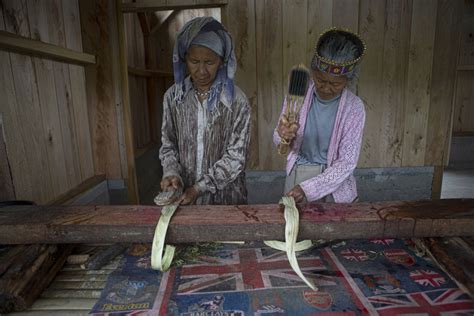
[277,115,299,143]
[286,185,306,203]
[177,186,199,205]
[160,176,182,192]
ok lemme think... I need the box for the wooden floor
[7,244,121,316]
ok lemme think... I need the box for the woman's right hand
[160,176,182,192]
[277,115,299,143]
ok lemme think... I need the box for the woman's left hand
[286,185,306,203]
[177,186,199,205]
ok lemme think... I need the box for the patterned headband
[312,27,366,77]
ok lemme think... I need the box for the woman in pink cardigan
[274,28,366,203]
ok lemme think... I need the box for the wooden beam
[127,66,173,78]
[0,31,95,65]
[0,199,473,244]
[46,175,106,206]
[122,0,227,13]
[137,12,150,36]
[0,116,15,200]
[116,0,139,204]
[150,10,176,35]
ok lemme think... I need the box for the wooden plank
[0,30,95,65]
[122,0,228,12]
[54,273,108,282]
[79,0,125,180]
[222,0,259,169]
[0,115,15,200]
[63,0,96,182]
[458,0,474,66]
[0,3,31,200]
[425,0,463,166]
[420,237,474,295]
[332,0,359,32]
[41,289,102,299]
[48,281,106,290]
[128,66,173,77]
[0,199,473,244]
[453,71,474,133]
[306,0,333,65]
[401,0,437,166]
[431,165,444,199]
[357,0,387,167]
[46,175,106,206]
[8,311,90,316]
[116,0,139,203]
[47,0,82,189]
[256,0,286,170]
[29,298,96,310]
[282,0,308,90]
[2,0,54,203]
[27,0,68,198]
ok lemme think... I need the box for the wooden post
[0,117,15,200]
[116,0,139,204]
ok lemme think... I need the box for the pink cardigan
[273,82,366,203]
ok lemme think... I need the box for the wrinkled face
[186,45,222,91]
[312,69,348,100]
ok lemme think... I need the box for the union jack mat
[90,239,474,315]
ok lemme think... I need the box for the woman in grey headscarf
[159,16,251,205]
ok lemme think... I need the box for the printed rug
[89,239,474,315]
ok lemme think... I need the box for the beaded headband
[312,27,366,77]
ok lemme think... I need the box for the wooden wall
[0,0,94,203]
[124,13,151,151]
[453,0,474,134]
[222,0,464,170]
[124,7,220,154]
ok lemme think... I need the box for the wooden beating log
[0,199,473,244]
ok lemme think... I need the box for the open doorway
[122,7,222,204]
[441,0,474,199]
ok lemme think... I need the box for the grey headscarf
[172,17,237,111]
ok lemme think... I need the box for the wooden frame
[122,0,227,13]
[0,30,95,65]
[128,66,173,78]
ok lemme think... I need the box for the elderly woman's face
[186,45,222,92]
[312,69,348,100]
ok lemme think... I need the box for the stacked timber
[0,244,73,313]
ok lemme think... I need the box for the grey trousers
[284,164,334,202]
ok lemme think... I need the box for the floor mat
[89,239,474,315]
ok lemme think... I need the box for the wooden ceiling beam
[0,199,473,244]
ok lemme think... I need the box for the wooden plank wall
[0,0,94,203]
[453,0,474,134]
[125,8,220,153]
[222,0,464,170]
[124,13,151,151]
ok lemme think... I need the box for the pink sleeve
[299,101,365,202]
